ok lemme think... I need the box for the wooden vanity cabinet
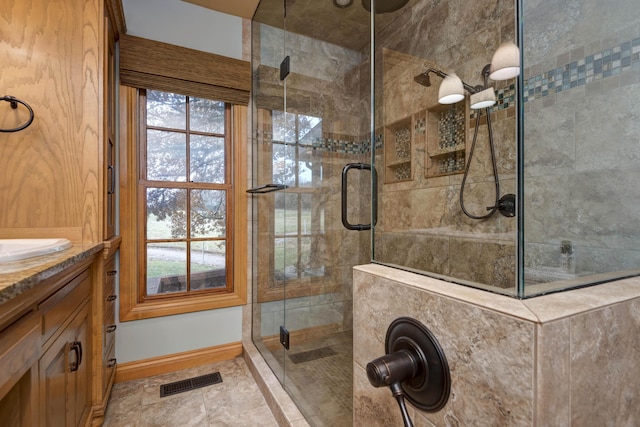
[38,264,93,427]
[39,303,91,427]
[103,2,118,241]
[91,239,120,426]
[91,1,124,422]
[0,256,96,427]
[0,313,40,426]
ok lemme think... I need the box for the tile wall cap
[523,276,640,323]
[354,264,539,322]
[355,264,640,324]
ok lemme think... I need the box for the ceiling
[181,0,420,52]
[181,0,260,19]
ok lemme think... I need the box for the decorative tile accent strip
[524,36,640,102]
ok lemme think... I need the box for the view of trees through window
[271,111,326,281]
[142,89,232,297]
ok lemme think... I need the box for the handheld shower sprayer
[412,65,516,219]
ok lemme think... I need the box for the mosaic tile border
[256,37,640,155]
[524,36,640,102]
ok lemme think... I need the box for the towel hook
[1,96,35,132]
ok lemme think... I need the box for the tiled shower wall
[522,0,640,279]
[371,0,518,289]
[353,264,640,426]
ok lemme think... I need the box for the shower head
[414,72,432,87]
[414,67,481,95]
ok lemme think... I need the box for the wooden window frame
[119,86,247,321]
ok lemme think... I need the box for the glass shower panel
[252,0,371,425]
[279,1,369,424]
[371,0,519,296]
[521,0,640,296]
[251,0,286,384]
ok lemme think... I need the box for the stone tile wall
[522,0,640,283]
[371,0,518,291]
[354,264,640,426]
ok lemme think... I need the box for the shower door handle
[341,163,377,231]
[246,183,289,194]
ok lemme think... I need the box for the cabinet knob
[106,294,117,302]
[108,358,117,368]
[107,270,117,276]
[106,324,117,333]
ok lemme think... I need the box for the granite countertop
[0,243,104,306]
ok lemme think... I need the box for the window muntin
[141,89,232,298]
[271,111,325,282]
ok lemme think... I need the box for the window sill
[119,288,246,321]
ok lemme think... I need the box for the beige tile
[354,265,537,322]
[523,276,640,322]
[353,267,536,426]
[535,319,571,426]
[140,392,208,427]
[569,300,640,426]
[104,357,279,427]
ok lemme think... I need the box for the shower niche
[425,102,467,177]
[383,116,413,183]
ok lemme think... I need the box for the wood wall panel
[0,0,102,242]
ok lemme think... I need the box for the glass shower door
[250,0,286,384]
[252,0,372,425]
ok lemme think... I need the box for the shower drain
[159,372,223,397]
[289,346,337,364]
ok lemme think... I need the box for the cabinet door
[39,303,90,427]
[104,11,117,240]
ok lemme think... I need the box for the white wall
[116,0,244,364]
[122,0,243,59]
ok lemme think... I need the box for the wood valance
[119,35,250,105]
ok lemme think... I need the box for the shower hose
[459,106,501,219]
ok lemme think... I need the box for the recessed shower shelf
[386,159,411,167]
[384,116,413,183]
[429,144,466,157]
[425,102,467,178]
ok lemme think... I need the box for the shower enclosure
[250,1,371,425]
[251,0,640,425]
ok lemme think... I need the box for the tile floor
[103,357,279,427]
[268,331,353,427]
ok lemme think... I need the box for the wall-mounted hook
[1,95,35,132]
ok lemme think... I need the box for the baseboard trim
[114,341,243,383]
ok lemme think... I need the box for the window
[271,111,326,283]
[120,87,247,320]
[141,89,232,297]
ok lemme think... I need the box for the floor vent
[159,372,222,397]
[289,347,337,364]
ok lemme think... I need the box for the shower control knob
[366,317,451,413]
[366,349,418,388]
